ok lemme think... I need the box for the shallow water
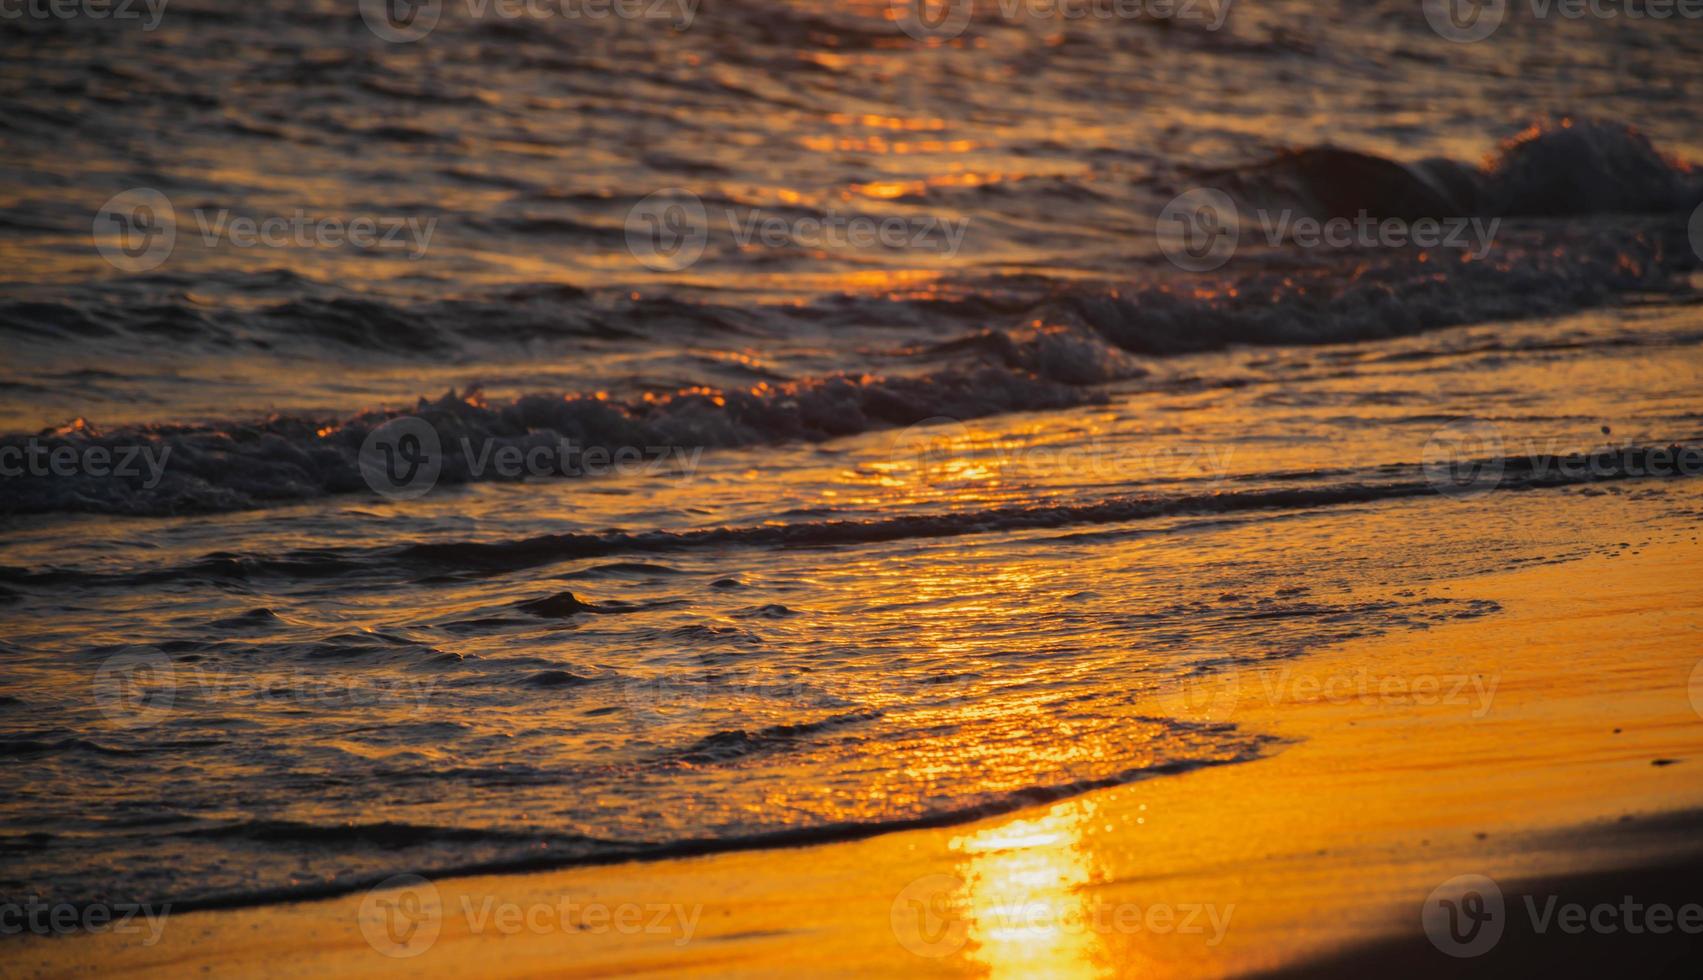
[2,0,1702,910]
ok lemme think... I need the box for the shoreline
[11,533,1703,977]
[1256,848,1703,978]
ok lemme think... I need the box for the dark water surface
[2,0,1701,909]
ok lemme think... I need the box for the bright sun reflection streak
[952,801,1118,979]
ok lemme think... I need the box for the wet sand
[12,535,1703,978]
[1258,849,1703,978]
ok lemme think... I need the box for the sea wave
[1199,118,1699,220]
[6,444,1696,587]
[5,205,1695,516]
[18,740,1269,915]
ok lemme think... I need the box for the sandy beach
[13,528,1701,978]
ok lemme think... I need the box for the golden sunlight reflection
[952,801,1118,979]
[874,418,1008,502]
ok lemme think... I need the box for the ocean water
[2,0,1702,910]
